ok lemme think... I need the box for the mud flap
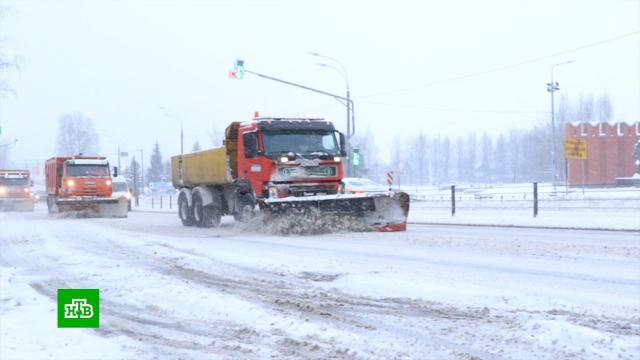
[263,192,410,233]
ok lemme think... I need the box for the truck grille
[279,166,336,178]
[306,166,337,177]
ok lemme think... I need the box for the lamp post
[309,52,354,175]
[547,60,575,190]
[160,106,184,155]
[139,148,144,193]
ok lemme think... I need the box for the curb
[408,222,640,233]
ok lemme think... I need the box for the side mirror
[339,132,347,157]
[113,166,118,177]
[30,180,34,187]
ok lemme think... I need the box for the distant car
[149,181,176,195]
[111,176,132,211]
[341,177,389,194]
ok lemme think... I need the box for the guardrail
[406,183,640,216]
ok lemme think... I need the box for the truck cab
[0,170,36,211]
[45,156,121,214]
[231,117,346,200]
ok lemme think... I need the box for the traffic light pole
[243,69,355,174]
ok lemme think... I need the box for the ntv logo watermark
[64,299,94,318]
[57,289,100,328]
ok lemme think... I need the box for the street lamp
[159,106,184,155]
[0,139,18,148]
[309,52,354,175]
[547,60,575,190]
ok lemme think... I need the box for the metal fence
[134,194,176,210]
[406,183,640,216]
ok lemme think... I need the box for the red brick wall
[565,122,639,186]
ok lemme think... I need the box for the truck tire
[233,193,255,223]
[202,205,222,228]
[178,193,195,226]
[193,192,221,228]
[47,196,57,214]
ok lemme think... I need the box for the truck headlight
[279,156,289,163]
[24,187,30,193]
[66,179,75,187]
[106,180,112,186]
[268,186,278,198]
[0,187,5,194]
[333,156,341,163]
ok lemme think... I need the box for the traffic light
[352,148,361,166]
[235,59,245,79]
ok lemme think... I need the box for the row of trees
[354,93,615,185]
[50,93,614,188]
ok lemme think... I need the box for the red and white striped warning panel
[386,171,394,186]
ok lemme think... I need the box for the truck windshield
[66,165,109,177]
[112,182,128,192]
[0,178,28,186]
[262,131,339,155]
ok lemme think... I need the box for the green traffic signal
[235,59,245,79]
[352,148,360,166]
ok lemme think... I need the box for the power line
[358,30,640,99]
[358,100,547,114]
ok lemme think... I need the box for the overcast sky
[0,0,638,169]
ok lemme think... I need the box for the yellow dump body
[171,147,230,187]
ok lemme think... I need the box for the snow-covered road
[1,205,639,359]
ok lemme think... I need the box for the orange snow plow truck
[45,156,127,217]
[0,170,36,211]
[171,117,410,232]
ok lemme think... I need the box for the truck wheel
[47,196,57,214]
[202,206,222,228]
[233,193,255,223]
[193,193,221,228]
[178,193,195,226]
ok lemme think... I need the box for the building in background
[565,122,640,186]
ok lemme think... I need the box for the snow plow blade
[263,192,410,233]
[55,197,128,218]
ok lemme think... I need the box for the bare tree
[192,140,202,152]
[596,92,613,122]
[441,136,451,183]
[55,113,100,155]
[0,7,17,97]
[576,95,595,123]
[455,136,465,181]
[495,134,507,182]
[210,126,223,147]
[479,132,493,181]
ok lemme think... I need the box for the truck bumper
[0,198,36,211]
[55,197,120,206]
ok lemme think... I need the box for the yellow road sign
[564,138,587,160]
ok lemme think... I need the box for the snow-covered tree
[55,113,100,156]
[147,141,164,182]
